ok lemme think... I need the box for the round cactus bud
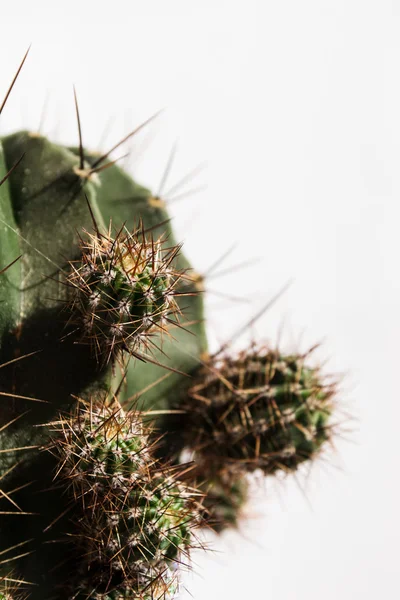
[51,396,200,596]
[67,223,185,363]
[183,345,336,475]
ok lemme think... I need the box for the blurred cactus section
[0,51,339,599]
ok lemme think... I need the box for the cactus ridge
[183,344,336,475]
[48,396,201,598]
[66,222,186,365]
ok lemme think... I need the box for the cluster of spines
[182,344,336,476]
[49,396,201,599]
[0,50,344,596]
[66,221,187,364]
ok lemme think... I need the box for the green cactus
[178,345,336,476]
[0,52,339,599]
[46,396,199,598]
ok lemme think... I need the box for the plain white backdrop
[0,1,399,598]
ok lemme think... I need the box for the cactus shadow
[0,306,108,428]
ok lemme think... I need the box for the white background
[0,1,399,598]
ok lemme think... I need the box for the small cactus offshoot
[66,223,185,364]
[182,345,336,475]
[49,396,201,598]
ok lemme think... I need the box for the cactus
[0,51,340,599]
[178,345,335,475]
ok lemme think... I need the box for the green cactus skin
[180,345,336,475]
